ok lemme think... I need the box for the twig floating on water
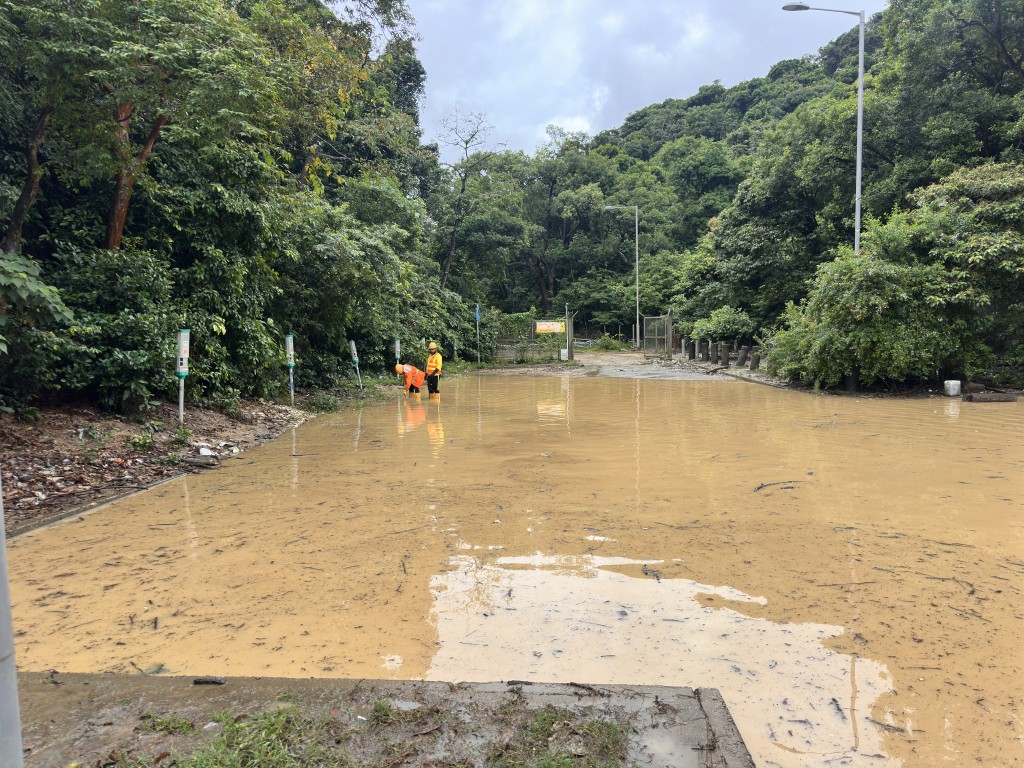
[753,480,804,492]
[866,717,918,735]
[817,581,878,587]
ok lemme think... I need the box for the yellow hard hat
[428,342,437,351]
[394,363,403,374]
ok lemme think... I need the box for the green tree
[767,253,978,389]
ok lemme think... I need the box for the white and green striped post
[285,334,295,406]
[349,340,363,390]
[176,329,190,425]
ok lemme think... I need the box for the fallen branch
[754,480,804,492]
[866,717,917,735]
[817,581,877,587]
[567,682,609,697]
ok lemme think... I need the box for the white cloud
[408,0,891,160]
[538,114,592,140]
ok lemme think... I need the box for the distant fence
[643,314,673,359]
[495,318,572,363]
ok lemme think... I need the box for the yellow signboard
[535,321,565,334]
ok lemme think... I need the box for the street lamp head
[603,205,617,210]
[782,3,810,10]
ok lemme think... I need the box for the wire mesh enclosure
[643,313,673,359]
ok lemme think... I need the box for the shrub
[766,254,986,389]
[690,306,755,342]
[592,334,627,351]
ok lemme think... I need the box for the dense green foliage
[2,0,1022,404]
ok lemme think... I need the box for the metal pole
[782,5,864,253]
[288,369,294,407]
[634,206,640,349]
[602,204,640,346]
[854,10,864,253]
[0,473,25,768]
[475,304,481,363]
[178,378,185,425]
[565,303,573,362]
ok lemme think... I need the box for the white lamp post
[603,204,640,347]
[783,3,865,253]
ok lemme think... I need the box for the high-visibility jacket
[426,351,443,376]
[402,364,426,391]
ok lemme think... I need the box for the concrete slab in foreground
[18,672,754,768]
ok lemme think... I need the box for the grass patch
[90,699,633,768]
[140,713,194,735]
[487,703,629,768]
[186,708,353,768]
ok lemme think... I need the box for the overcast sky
[404,0,889,161]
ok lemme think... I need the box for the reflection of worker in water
[395,363,426,395]
[400,398,425,434]
[425,341,442,397]
[426,398,444,454]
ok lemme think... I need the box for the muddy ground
[18,673,752,768]
[4,353,754,767]
[1,398,314,537]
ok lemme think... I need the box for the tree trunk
[522,248,552,312]
[2,106,54,255]
[105,108,168,251]
[438,172,470,291]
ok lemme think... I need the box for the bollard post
[176,329,190,425]
[719,341,729,367]
[349,340,363,390]
[285,334,295,406]
[686,340,696,360]
[709,341,719,364]
[736,346,749,367]
[749,348,761,370]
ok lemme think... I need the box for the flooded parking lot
[8,368,1024,767]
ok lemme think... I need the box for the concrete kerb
[18,673,754,768]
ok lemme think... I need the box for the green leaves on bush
[766,254,983,389]
[690,306,755,342]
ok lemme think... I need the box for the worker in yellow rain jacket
[395,363,426,395]
[425,342,442,397]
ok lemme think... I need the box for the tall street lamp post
[603,205,640,347]
[783,3,865,253]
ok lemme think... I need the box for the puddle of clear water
[8,373,1024,768]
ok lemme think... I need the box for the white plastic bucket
[560,349,569,361]
[943,380,961,397]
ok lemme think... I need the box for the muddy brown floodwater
[8,369,1024,767]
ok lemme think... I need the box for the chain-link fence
[643,313,673,359]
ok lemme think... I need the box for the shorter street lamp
[603,204,640,347]
[783,3,865,253]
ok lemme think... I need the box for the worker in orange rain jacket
[395,362,426,395]
[425,341,443,397]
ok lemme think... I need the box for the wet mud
[9,370,1024,767]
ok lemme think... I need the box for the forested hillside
[1,0,1021,408]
